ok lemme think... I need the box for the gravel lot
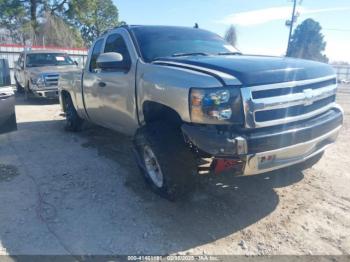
[0,86,349,256]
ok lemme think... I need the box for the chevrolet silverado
[59,25,343,199]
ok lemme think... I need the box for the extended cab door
[82,29,139,135]
[0,59,17,134]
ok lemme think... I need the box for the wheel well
[142,101,182,126]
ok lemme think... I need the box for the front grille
[255,95,336,122]
[252,78,336,99]
[44,74,59,87]
[241,75,338,128]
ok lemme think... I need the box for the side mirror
[96,52,125,71]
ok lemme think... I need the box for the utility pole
[286,0,297,56]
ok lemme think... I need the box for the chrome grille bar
[241,75,338,128]
[44,74,59,87]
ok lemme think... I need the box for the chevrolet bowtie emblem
[303,88,314,106]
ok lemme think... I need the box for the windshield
[131,26,238,62]
[26,53,75,67]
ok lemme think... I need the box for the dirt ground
[0,86,349,256]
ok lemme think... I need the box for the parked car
[0,58,17,134]
[59,25,343,200]
[14,50,78,99]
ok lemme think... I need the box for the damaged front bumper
[182,107,343,176]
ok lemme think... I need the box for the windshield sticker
[56,56,65,61]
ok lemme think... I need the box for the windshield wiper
[217,51,242,56]
[172,52,209,57]
[152,52,209,62]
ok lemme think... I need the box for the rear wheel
[64,95,84,132]
[134,122,198,200]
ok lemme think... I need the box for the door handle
[98,81,106,87]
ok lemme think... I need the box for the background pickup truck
[14,50,78,99]
[59,25,343,200]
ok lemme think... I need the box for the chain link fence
[332,64,350,83]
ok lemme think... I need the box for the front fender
[136,61,223,124]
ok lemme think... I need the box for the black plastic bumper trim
[246,108,343,153]
[182,108,343,156]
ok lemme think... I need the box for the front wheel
[15,78,24,93]
[24,82,30,100]
[134,123,198,200]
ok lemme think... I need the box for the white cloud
[217,6,350,26]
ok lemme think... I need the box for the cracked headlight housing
[190,87,243,124]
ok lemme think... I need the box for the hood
[27,65,77,76]
[154,55,335,86]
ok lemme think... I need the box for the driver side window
[89,39,104,72]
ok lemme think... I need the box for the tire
[64,95,84,132]
[15,78,24,94]
[134,122,198,200]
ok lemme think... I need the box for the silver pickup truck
[59,25,343,200]
[15,50,78,99]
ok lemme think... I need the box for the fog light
[208,108,232,120]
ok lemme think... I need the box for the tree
[37,12,84,47]
[67,0,121,46]
[0,0,70,44]
[0,0,122,47]
[224,25,237,47]
[0,0,29,43]
[287,18,328,62]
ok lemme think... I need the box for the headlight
[30,75,45,86]
[190,87,243,124]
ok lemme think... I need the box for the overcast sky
[114,0,350,62]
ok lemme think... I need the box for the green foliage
[0,0,29,42]
[0,0,122,47]
[287,18,328,63]
[67,0,121,46]
[0,0,27,27]
[224,25,237,46]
